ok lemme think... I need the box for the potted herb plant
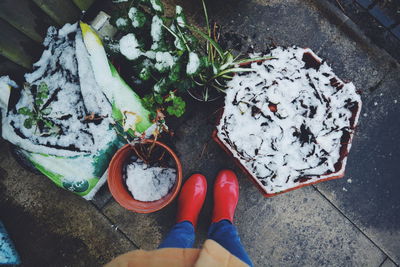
[108,139,183,213]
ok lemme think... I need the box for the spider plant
[176,0,274,101]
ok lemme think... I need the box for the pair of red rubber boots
[176,170,239,228]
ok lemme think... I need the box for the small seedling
[17,82,59,136]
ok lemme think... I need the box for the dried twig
[158,151,166,162]
[199,140,209,160]
[83,112,108,122]
[131,144,149,164]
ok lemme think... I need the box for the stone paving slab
[91,180,113,209]
[196,0,400,264]
[205,0,388,90]
[306,1,400,264]
[102,103,387,266]
[102,199,177,250]
[314,68,400,264]
[234,183,386,266]
[0,140,136,266]
[382,258,398,267]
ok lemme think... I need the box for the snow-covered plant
[17,82,59,136]
[108,0,191,120]
[108,0,271,114]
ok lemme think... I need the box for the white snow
[0,76,17,89]
[58,23,78,37]
[128,7,141,28]
[155,52,175,71]
[0,76,17,111]
[125,160,176,201]
[2,23,116,157]
[174,37,184,50]
[144,50,156,59]
[169,24,184,50]
[116,17,128,28]
[150,0,163,12]
[176,5,185,27]
[217,46,361,194]
[186,52,200,75]
[176,5,183,14]
[150,15,163,49]
[176,16,185,27]
[119,33,142,60]
[347,178,352,183]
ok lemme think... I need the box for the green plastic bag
[0,22,154,199]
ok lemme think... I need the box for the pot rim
[107,139,183,213]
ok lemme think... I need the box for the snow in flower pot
[108,140,183,213]
[213,46,362,197]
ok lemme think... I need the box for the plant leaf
[201,0,211,37]
[38,82,48,93]
[211,67,255,80]
[220,52,234,70]
[186,25,224,58]
[35,99,44,106]
[18,107,32,116]
[24,118,33,129]
[234,56,276,66]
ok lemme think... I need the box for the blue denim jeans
[158,220,253,267]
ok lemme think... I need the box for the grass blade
[202,0,211,37]
[234,56,276,65]
[163,23,191,51]
[187,24,224,58]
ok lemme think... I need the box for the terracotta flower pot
[108,140,183,213]
[213,51,362,197]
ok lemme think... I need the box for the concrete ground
[1,0,399,266]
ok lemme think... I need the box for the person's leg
[208,220,253,266]
[158,221,195,248]
[209,170,253,266]
[158,174,207,249]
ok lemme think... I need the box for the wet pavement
[1,0,399,266]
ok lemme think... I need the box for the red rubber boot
[212,170,239,223]
[176,174,207,228]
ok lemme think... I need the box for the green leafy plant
[165,92,186,117]
[17,82,59,136]
[108,0,273,116]
[177,0,273,101]
[108,0,195,121]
